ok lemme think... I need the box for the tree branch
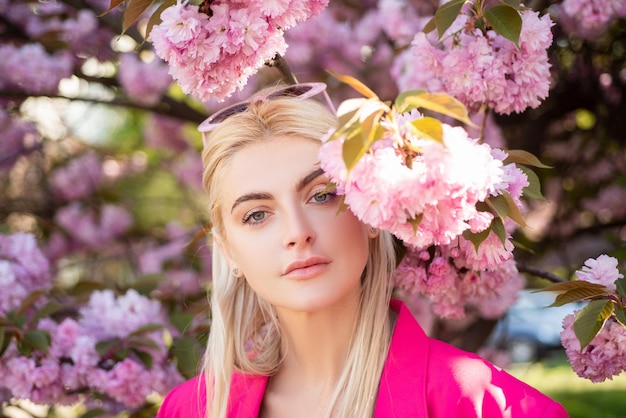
[517,264,567,283]
[0,89,207,124]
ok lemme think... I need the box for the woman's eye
[311,189,337,204]
[243,210,267,224]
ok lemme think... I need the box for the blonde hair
[200,91,397,418]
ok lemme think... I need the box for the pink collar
[227,300,428,417]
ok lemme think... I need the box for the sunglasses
[198,83,335,144]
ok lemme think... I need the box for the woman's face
[218,135,370,314]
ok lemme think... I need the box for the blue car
[487,290,585,362]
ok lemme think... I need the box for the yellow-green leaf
[484,5,522,48]
[327,70,379,99]
[486,195,508,219]
[408,117,444,143]
[552,286,610,307]
[540,280,609,294]
[518,165,545,200]
[423,16,436,34]
[100,0,125,16]
[491,216,506,245]
[503,149,551,168]
[434,0,465,39]
[574,300,613,350]
[501,0,521,8]
[395,91,474,126]
[407,214,423,234]
[462,227,491,253]
[123,0,155,33]
[615,308,626,327]
[501,190,526,227]
[145,0,176,39]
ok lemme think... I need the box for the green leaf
[541,280,609,294]
[15,289,46,317]
[408,117,444,143]
[407,214,423,234]
[518,165,545,200]
[462,227,491,253]
[615,278,626,297]
[128,323,165,337]
[491,217,506,246]
[169,311,195,334]
[127,336,161,351]
[501,191,526,227]
[132,348,153,369]
[145,0,176,39]
[486,195,508,219]
[114,346,130,360]
[422,16,436,34]
[96,338,121,356]
[552,286,610,307]
[341,102,386,172]
[131,274,166,295]
[434,0,465,39]
[395,90,474,126]
[574,300,613,351]
[22,330,51,353]
[500,0,521,8]
[503,149,551,168]
[327,70,379,99]
[484,5,522,48]
[615,308,626,327]
[100,0,125,16]
[123,0,155,34]
[172,337,203,379]
[70,280,108,296]
[0,331,10,357]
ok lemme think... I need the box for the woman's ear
[367,226,379,239]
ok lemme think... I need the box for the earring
[368,227,379,238]
[232,268,240,277]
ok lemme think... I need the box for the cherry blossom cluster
[557,0,626,39]
[1,0,115,61]
[0,108,40,171]
[394,248,524,319]
[0,43,73,95]
[560,255,626,382]
[117,53,172,107]
[0,289,184,407]
[393,10,554,115]
[319,108,530,318]
[320,115,515,249]
[0,232,51,316]
[150,0,328,102]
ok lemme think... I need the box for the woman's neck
[273,294,360,386]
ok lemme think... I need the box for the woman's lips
[282,256,331,279]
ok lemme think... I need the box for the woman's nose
[282,205,316,249]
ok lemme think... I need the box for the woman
[157,84,568,418]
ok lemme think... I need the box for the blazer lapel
[227,371,268,418]
[374,300,430,417]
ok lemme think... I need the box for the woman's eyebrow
[230,192,272,213]
[296,168,325,193]
[230,168,325,214]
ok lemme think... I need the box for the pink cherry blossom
[561,314,626,382]
[393,10,553,115]
[49,152,103,201]
[117,53,172,106]
[0,232,51,315]
[575,254,623,291]
[151,0,328,102]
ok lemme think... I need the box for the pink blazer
[157,301,568,417]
